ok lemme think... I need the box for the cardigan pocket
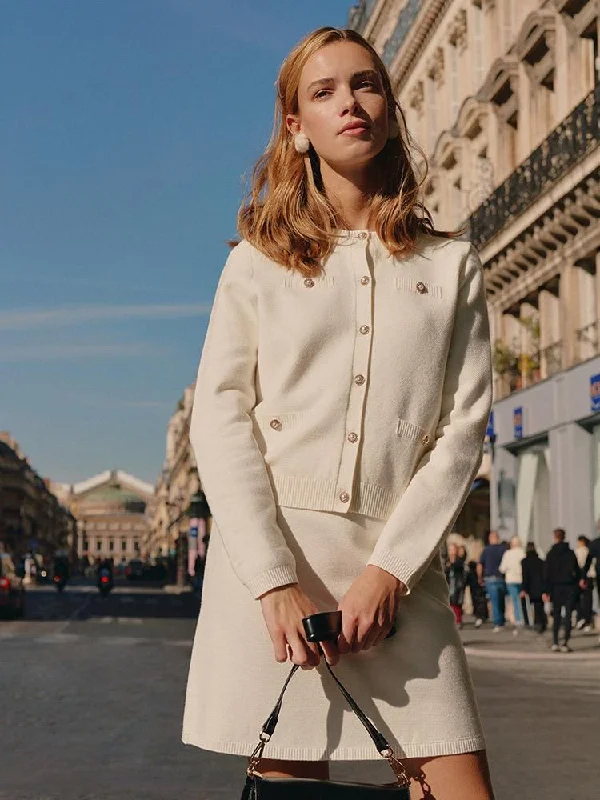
[396,418,432,447]
[282,274,336,289]
[250,407,308,464]
[394,276,443,299]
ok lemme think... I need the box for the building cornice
[388,0,453,95]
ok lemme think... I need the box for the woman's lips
[340,125,369,136]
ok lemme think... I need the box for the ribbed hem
[367,549,415,595]
[181,735,487,761]
[271,472,400,520]
[247,565,298,600]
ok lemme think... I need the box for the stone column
[559,262,579,370]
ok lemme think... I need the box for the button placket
[334,237,373,512]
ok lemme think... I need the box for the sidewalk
[460,617,600,660]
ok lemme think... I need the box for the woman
[182,27,494,799]
[445,544,466,628]
[520,541,546,634]
[499,536,526,628]
[575,535,594,632]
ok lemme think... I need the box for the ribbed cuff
[247,565,299,600]
[367,549,414,595]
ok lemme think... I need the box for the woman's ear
[285,114,301,136]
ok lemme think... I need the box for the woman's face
[288,40,390,172]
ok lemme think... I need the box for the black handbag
[240,612,410,799]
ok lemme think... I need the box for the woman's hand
[337,565,406,655]
[259,583,340,669]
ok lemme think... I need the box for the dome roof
[78,481,147,513]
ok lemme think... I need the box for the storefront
[490,359,600,551]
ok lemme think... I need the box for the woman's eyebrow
[306,70,380,93]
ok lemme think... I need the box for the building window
[134,540,140,552]
[83,539,89,551]
[121,540,127,552]
[97,540,103,552]
[109,539,114,552]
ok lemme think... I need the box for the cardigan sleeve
[189,241,298,599]
[367,243,493,592]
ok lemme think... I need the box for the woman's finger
[320,640,340,666]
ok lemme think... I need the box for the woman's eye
[314,89,330,99]
[358,80,375,89]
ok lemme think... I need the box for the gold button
[339,491,350,503]
[354,374,365,385]
[421,434,430,444]
[269,418,282,431]
[347,432,358,443]
[360,275,370,286]
[304,278,315,288]
[359,324,370,335]
[416,281,427,294]
[357,231,368,240]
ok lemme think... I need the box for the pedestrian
[477,530,508,631]
[499,536,526,631]
[181,26,494,798]
[582,522,600,617]
[575,536,594,632]
[520,542,546,633]
[543,528,580,653]
[445,543,466,628]
[466,560,489,628]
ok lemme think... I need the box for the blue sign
[189,517,199,539]
[486,411,495,439]
[591,374,600,413]
[513,407,523,440]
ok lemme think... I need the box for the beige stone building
[0,431,77,562]
[146,384,203,561]
[60,469,154,565]
[351,0,599,545]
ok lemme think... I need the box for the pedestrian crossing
[0,629,192,647]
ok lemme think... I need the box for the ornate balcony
[469,82,599,249]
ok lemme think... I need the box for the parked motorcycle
[53,573,67,593]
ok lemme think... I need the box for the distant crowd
[443,528,599,653]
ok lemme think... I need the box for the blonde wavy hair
[237,27,457,276]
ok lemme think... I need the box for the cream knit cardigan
[190,232,493,599]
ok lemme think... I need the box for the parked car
[125,559,145,581]
[0,554,26,618]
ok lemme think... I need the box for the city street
[0,586,597,800]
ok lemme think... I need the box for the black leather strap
[259,644,390,754]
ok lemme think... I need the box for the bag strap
[247,644,409,787]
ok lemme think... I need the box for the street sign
[513,407,523,440]
[591,373,600,413]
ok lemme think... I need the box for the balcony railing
[538,341,563,379]
[469,82,599,249]
[382,0,422,67]
[575,320,600,364]
[495,341,564,399]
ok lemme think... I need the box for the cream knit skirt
[181,506,486,761]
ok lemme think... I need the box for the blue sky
[1,0,349,484]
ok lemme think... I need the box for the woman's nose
[339,92,360,116]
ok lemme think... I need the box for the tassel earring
[293,132,311,153]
